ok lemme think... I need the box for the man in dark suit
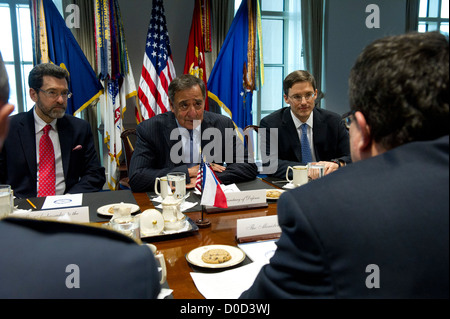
[260,70,350,179]
[0,217,161,298]
[241,32,449,298]
[129,74,258,192]
[0,63,105,198]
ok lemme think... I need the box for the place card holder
[236,233,281,244]
[205,189,268,213]
[235,215,281,244]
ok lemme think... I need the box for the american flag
[137,0,176,122]
[195,155,205,193]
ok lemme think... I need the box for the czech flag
[196,158,228,208]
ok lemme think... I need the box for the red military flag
[184,0,211,110]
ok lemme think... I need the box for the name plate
[236,215,281,243]
[12,206,90,223]
[206,189,267,212]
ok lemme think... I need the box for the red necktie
[38,124,56,197]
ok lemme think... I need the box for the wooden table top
[132,191,279,299]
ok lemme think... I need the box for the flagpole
[195,205,211,228]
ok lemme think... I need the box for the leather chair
[118,128,137,190]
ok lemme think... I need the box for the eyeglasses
[288,92,315,102]
[38,88,72,100]
[342,110,356,129]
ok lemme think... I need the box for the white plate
[97,203,140,216]
[266,189,285,200]
[186,245,246,269]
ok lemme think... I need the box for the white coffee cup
[286,165,308,186]
[167,172,186,201]
[146,244,167,284]
[154,176,170,199]
[0,185,13,218]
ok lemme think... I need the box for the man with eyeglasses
[241,32,449,299]
[128,74,258,192]
[260,70,351,179]
[0,63,105,198]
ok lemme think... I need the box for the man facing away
[241,31,449,299]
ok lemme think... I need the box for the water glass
[0,185,13,218]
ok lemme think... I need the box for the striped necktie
[301,123,313,164]
[38,124,56,197]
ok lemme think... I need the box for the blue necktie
[301,124,313,164]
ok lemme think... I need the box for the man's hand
[210,163,226,173]
[317,161,339,176]
[0,103,14,151]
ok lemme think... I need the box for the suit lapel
[57,116,72,179]
[312,108,326,159]
[282,108,302,162]
[200,112,212,151]
[163,112,180,165]
[18,110,38,177]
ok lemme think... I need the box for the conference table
[135,192,278,299]
[137,177,281,299]
[13,177,284,299]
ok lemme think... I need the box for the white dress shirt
[34,108,66,195]
[176,120,201,166]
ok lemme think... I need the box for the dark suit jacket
[0,217,161,298]
[0,109,105,198]
[241,136,449,298]
[260,107,351,178]
[128,111,258,192]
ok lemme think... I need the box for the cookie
[266,190,282,199]
[201,249,232,264]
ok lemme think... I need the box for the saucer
[282,182,296,189]
[97,203,140,216]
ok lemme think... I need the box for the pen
[26,199,37,209]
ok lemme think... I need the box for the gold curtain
[205,0,234,80]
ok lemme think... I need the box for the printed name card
[12,206,90,223]
[206,189,267,212]
[236,215,281,243]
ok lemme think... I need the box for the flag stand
[195,205,211,228]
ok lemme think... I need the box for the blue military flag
[207,0,263,130]
[31,0,103,115]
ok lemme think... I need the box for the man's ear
[354,111,372,152]
[29,88,38,103]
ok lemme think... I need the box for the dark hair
[283,70,317,96]
[28,63,70,91]
[168,74,206,102]
[349,31,449,150]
